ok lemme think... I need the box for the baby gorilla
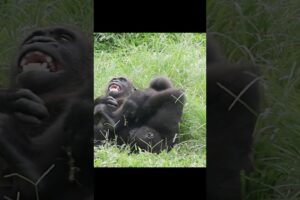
[94,77,136,142]
[94,76,185,153]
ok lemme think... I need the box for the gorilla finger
[106,96,117,102]
[107,104,117,109]
[13,98,49,118]
[107,97,117,103]
[106,96,115,100]
[14,112,42,124]
[14,89,44,104]
[107,99,118,107]
[94,104,105,115]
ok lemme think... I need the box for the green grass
[94,33,206,167]
[208,0,300,199]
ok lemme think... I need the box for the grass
[208,0,300,199]
[94,33,206,167]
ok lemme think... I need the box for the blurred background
[208,0,300,199]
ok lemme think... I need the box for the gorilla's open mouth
[108,83,121,92]
[19,51,58,72]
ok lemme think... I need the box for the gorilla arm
[0,88,49,126]
[111,87,185,130]
[125,88,185,152]
[104,75,185,126]
[0,98,92,197]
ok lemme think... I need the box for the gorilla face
[15,27,89,94]
[129,126,164,153]
[0,26,93,199]
[106,77,136,98]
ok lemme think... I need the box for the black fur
[94,76,185,153]
[207,36,260,200]
[0,27,93,200]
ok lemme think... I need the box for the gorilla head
[129,126,165,153]
[14,27,91,94]
[106,77,136,99]
[0,26,93,199]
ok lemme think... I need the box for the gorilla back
[0,27,93,200]
[207,35,260,200]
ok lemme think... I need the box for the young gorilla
[94,77,136,143]
[207,35,260,200]
[0,27,93,200]
[94,76,185,153]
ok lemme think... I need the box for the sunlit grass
[94,33,206,167]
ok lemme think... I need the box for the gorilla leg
[149,76,173,91]
[128,88,185,152]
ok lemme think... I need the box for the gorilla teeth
[109,84,120,92]
[23,63,50,72]
[20,51,55,69]
[46,55,52,62]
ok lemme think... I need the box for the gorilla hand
[104,96,118,109]
[12,89,49,124]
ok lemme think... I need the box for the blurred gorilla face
[106,77,136,98]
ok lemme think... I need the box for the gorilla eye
[22,30,45,44]
[119,77,127,81]
[57,33,72,42]
[146,132,154,139]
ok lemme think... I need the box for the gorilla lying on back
[94,77,136,141]
[94,76,185,153]
[0,27,93,200]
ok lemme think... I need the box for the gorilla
[0,27,93,200]
[94,77,136,142]
[207,35,260,200]
[94,76,185,153]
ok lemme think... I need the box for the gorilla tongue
[20,51,57,72]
